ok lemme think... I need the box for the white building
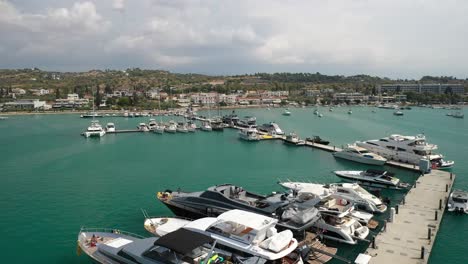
[219,94,238,105]
[31,89,50,96]
[4,99,46,110]
[53,93,89,108]
[333,93,368,102]
[191,93,218,105]
[12,88,26,95]
[379,84,465,94]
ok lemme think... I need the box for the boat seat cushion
[259,230,293,253]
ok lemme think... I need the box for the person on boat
[90,234,97,247]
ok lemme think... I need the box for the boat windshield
[358,150,369,154]
[414,149,431,155]
[453,197,468,203]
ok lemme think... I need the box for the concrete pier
[366,170,455,263]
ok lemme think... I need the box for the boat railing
[145,215,194,222]
[79,227,146,239]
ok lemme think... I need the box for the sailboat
[201,99,213,131]
[82,94,105,138]
[153,98,165,134]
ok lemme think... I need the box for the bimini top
[217,210,278,231]
[154,228,214,255]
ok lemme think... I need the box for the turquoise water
[0,106,466,263]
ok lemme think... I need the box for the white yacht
[239,127,261,141]
[137,123,150,132]
[258,122,284,135]
[334,170,409,189]
[187,121,197,132]
[279,181,387,213]
[447,190,468,214]
[143,210,301,262]
[283,109,291,116]
[333,145,387,165]
[165,121,177,133]
[148,119,158,131]
[284,133,305,146]
[176,122,189,133]
[83,120,106,138]
[153,124,165,134]
[105,123,115,133]
[355,134,454,168]
[393,111,404,116]
[201,120,212,131]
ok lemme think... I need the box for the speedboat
[447,190,468,214]
[284,133,305,146]
[187,121,197,132]
[176,122,189,133]
[200,120,212,131]
[156,184,321,238]
[259,122,284,135]
[137,123,150,132]
[105,123,115,133]
[283,109,291,116]
[144,210,305,262]
[356,134,454,168]
[333,145,387,165]
[333,170,410,189]
[279,181,387,213]
[393,111,404,116]
[83,120,106,138]
[165,121,177,133]
[305,136,329,145]
[148,119,157,131]
[238,127,261,141]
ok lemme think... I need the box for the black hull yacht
[157,184,321,238]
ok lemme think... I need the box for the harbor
[0,106,466,264]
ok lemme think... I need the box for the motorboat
[318,113,323,118]
[105,123,115,133]
[329,108,333,112]
[80,112,103,118]
[148,119,158,131]
[144,210,305,262]
[83,120,106,138]
[258,122,284,135]
[279,181,387,213]
[176,122,189,133]
[313,109,319,115]
[0,116,8,120]
[222,111,239,125]
[211,118,225,131]
[447,190,468,214]
[284,133,305,146]
[238,127,261,141]
[137,123,150,132]
[200,120,212,131]
[334,170,410,189]
[78,227,245,264]
[237,116,257,128]
[333,145,387,166]
[355,134,454,168]
[393,111,404,116]
[348,110,352,114]
[283,109,291,116]
[187,121,197,132]
[157,184,321,238]
[305,136,329,145]
[165,121,177,133]
[153,124,165,134]
[377,104,399,109]
[452,112,464,118]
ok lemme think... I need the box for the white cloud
[1,0,468,77]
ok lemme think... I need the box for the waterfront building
[333,93,368,102]
[190,93,218,105]
[4,99,46,110]
[379,83,465,94]
[53,94,89,108]
[303,89,321,97]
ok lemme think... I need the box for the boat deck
[365,170,455,264]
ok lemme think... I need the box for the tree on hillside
[95,85,101,108]
[55,88,60,99]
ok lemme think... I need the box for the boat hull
[333,153,386,166]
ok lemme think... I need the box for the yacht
[377,104,399,109]
[105,123,115,133]
[157,184,321,238]
[165,121,177,133]
[148,119,158,131]
[83,120,106,138]
[201,120,212,131]
[284,133,305,146]
[447,190,468,214]
[0,116,8,120]
[187,121,197,132]
[393,111,404,116]
[237,116,257,128]
[305,136,329,145]
[334,170,410,189]
[259,122,284,135]
[211,118,225,131]
[283,109,291,116]
[239,127,261,141]
[452,112,464,118]
[355,134,454,168]
[78,227,259,264]
[144,210,304,262]
[279,181,387,213]
[333,145,387,165]
[137,123,150,132]
[176,122,189,133]
[222,111,240,126]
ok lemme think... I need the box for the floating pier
[107,129,143,134]
[366,170,455,263]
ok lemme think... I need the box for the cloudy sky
[1,0,467,78]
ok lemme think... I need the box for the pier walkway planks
[366,170,455,264]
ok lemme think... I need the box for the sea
[0,106,466,264]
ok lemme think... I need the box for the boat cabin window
[414,150,430,155]
[358,150,369,154]
[453,197,468,203]
[366,142,379,146]
[117,250,141,263]
[337,189,350,194]
[386,146,395,150]
[397,147,406,151]
[379,139,389,142]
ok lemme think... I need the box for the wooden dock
[365,170,455,264]
[107,129,143,134]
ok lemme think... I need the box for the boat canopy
[216,210,277,231]
[153,228,214,255]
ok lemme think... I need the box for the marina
[0,106,466,264]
